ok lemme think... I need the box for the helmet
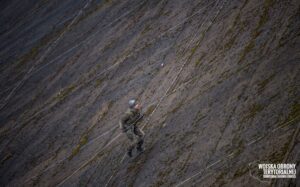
[128,99,137,108]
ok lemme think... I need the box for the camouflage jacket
[119,108,143,132]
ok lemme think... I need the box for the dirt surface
[0,0,299,186]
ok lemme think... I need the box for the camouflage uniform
[119,108,144,156]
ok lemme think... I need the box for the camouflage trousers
[124,125,144,152]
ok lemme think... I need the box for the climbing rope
[61,0,221,89]
[4,0,211,141]
[55,0,222,186]
[0,0,98,155]
[30,0,148,77]
[0,0,146,112]
[0,0,149,155]
[175,115,300,186]
[0,0,94,111]
[104,0,226,186]
[23,0,219,185]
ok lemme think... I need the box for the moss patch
[257,73,275,93]
[189,32,205,60]
[238,40,255,63]
[170,100,184,114]
[238,0,274,63]
[233,166,248,178]
[192,111,206,127]
[95,78,103,88]
[15,46,39,70]
[241,103,264,123]
[284,101,300,124]
[141,24,152,35]
[213,172,227,186]
[233,143,245,158]
[194,52,206,66]
[145,104,156,116]
[73,0,113,26]
[251,0,274,38]
[224,33,238,51]
[68,134,88,160]
[175,150,193,179]
[54,84,77,101]
[67,102,113,160]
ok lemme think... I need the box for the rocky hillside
[0,0,299,186]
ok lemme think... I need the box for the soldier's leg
[134,126,144,152]
[125,130,136,157]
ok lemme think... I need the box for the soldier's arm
[119,115,128,132]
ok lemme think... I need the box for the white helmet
[128,99,136,108]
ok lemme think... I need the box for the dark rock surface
[0,0,299,186]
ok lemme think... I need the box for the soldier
[119,99,144,157]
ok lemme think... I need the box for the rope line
[3,0,296,186]
[2,0,217,101]
[56,0,221,185]
[25,44,172,185]
[0,0,93,111]
[8,1,220,185]
[3,0,215,140]
[9,0,219,166]
[62,0,220,90]
[24,126,117,183]
[0,0,89,52]
[0,0,150,156]
[29,0,148,77]
[104,0,224,186]
[56,133,122,186]
[0,0,146,111]
[175,115,300,186]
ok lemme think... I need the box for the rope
[140,0,226,131]
[29,0,148,76]
[175,115,300,186]
[0,1,57,53]
[0,0,146,112]
[2,0,212,142]
[61,0,221,90]
[24,126,117,184]
[0,0,94,111]
[2,0,217,101]
[56,133,122,187]
[104,0,224,186]
[24,0,217,185]
[7,1,219,185]
[0,0,149,156]
[8,0,218,159]
[17,45,172,185]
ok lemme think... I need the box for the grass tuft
[257,74,275,93]
[238,40,255,63]
[55,84,77,101]
[68,134,88,160]
[241,103,264,122]
[145,104,156,116]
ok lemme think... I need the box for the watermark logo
[258,163,296,178]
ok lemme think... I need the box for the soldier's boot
[136,140,144,153]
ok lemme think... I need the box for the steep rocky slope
[0,0,299,186]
